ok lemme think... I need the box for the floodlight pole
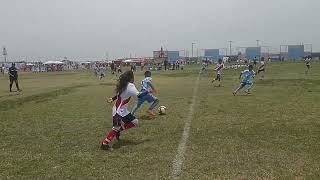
[3,46,7,63]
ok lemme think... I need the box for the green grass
[0,61,320,179]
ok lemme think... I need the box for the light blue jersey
[141,77,152,92]
[241,69,255,83]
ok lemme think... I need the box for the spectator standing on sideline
[8,63,21,92]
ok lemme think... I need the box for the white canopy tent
[43,61,64,65]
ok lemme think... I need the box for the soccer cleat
[100,143,113,151]
[146,110,156,117]
[233,92,236,96]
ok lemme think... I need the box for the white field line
[171,74,200,180]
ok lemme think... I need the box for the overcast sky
[0,0,319,61]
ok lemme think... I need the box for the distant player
[305,56,311,74]
[131,71,159,117]
[233,64,256,96]
[8,63,22,92]
[101,71,149,150]
[110,62,115,74]
[200,61,208,74]
[211,59,224,86]
[253,57,258,67]
[98,65,106,80]
[93,65,98,77]
[257,57,266,79]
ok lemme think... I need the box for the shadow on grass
[139,115,160,120]
[0,84,89,111]
[112,139,151,149]
[99,82,116,86]
[234,94,254,97]
[0,92,20,99]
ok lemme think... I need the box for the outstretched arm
[215,65,223,71]
[107,95,118,103]
[148,82,156,93]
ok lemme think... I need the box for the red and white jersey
[215,63,224,74]
[112,83,139,117]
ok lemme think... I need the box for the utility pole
[3,46,7,62]
[228,41,233,56]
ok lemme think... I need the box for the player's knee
[112,126,121,132]
[132,119,139,126]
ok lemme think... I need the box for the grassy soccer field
[0,61,320,179]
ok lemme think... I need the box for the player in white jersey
[211,59,224,86]
[257,57,266,79]
[233,64,256,96]
[101,71,149,150]
[305,56,311,74]
[131,71,159,117]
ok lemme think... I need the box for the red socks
[102,122,135,145]
[102,129,117,145]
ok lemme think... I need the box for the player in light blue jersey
[233,64,256,96]
[131,71,159,117]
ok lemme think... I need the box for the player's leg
[146,94,159,116]
[14,79,21,91]
[261,70,265,79]
[306,65,310,74]
[131,98,145,115]
[233,82,246,95]
[217,74,221,86]
[9,78,13,92]
[101,114,139,147]
[212,73,218,83]
[116,113,139,141]
[101,114,122,150]
[244,82,253,94]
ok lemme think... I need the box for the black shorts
[113,113,136,127]
[9,78,18,82]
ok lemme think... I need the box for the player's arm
[107,95,118,103]
[215,65,223,71]
[127,83,148,98]
[8,72,14,77]
[259,64,265,69]
[239,72,243,79]
[148,82,156,93]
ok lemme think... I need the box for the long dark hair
[116,71,134,95]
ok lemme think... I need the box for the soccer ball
[158,106,167,115]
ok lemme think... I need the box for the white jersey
[112,83,139,117]
[215,63,224,74]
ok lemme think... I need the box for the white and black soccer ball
[158,106,167,115]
